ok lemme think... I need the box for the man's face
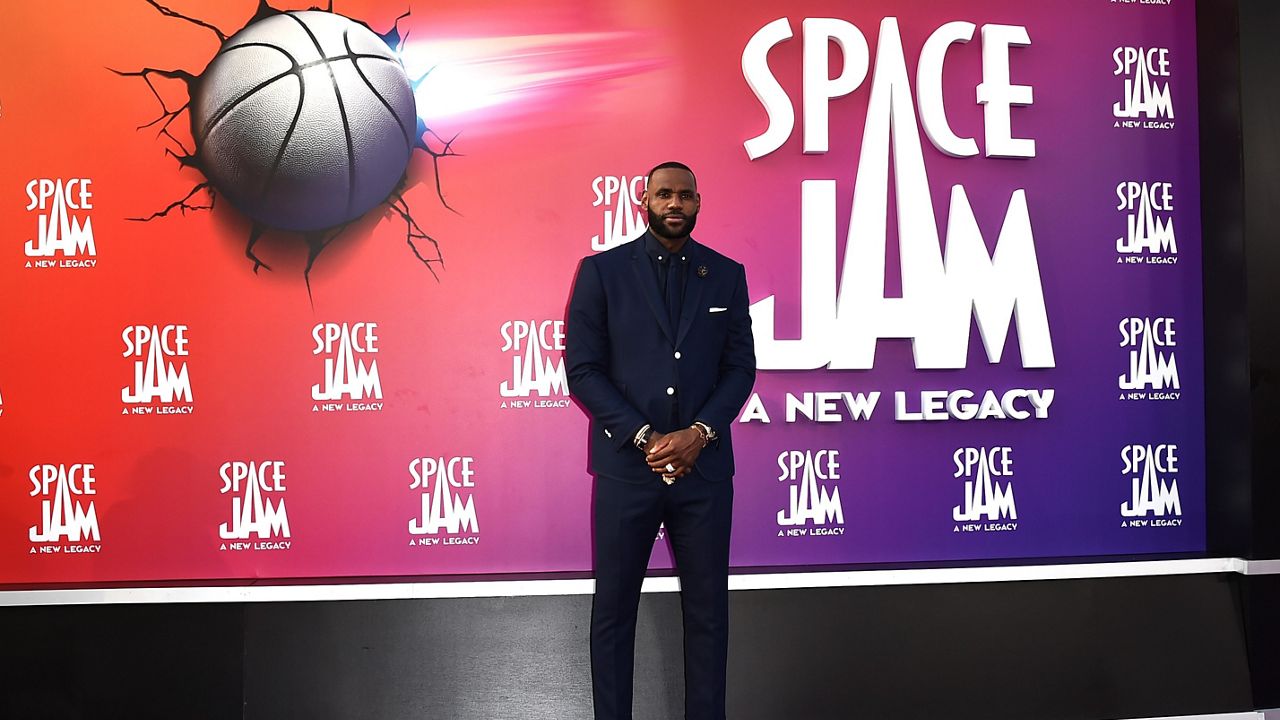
[643,168,700,240]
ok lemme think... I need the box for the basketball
[192,11,417,232]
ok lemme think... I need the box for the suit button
[674,351,682,359]
[666,387,675,395]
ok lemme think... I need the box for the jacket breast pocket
[702,302,732,332]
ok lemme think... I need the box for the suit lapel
[675,240,705,348]
[630,240,676,344]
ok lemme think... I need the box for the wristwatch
[692,421,717,446]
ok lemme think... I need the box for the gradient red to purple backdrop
[0,0,1201,585]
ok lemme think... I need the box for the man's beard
[648,207,698,240]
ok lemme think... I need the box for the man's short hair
[647,161,696,187]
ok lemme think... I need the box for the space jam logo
[23,178,97,268]
[591,175,646,251]
[1118,317,1180,400]
[218,460,291,550]
[776,450,844,537]
[408,455,480,545]
[499,320,570,408]
[121,324,194,415]
[28,463,102,554]
[953,447,1018,532]
[311,322,383,412]
[1120,444,1183,527]
[1113,47,1175,128]
[1116,181,1177,262]
[742,18,1054,371]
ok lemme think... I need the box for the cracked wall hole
[117,0,457,300]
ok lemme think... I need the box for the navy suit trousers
[591,472,733,720]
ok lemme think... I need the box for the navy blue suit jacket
[566,233,756,483]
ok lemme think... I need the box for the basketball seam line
[287,13,357,217]
[197,41,299,144]
[261,69,308,206]
[222,41,400,69]
[343,30,414,154]
[199,44,400,145]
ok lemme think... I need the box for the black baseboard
[0,602,243,720]
[0,573,1257,720]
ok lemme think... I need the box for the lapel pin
[697,265,709,278]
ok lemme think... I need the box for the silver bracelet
[633,423,652,449]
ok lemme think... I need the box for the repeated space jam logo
[1120,444,1182,526]
[776,450,844,536]
[24,178,96,268]
[408,456,479,544]
[312,322,383,412]
[953,447,1017,532]
[1116,181,1177,261]
[1113,47,1174,126]
[1118,317,1180,399]
[121,325,194,414]
[218,461,291,550]
[28,463,101,552]
[591,175,646,252]
[499,320,569,408]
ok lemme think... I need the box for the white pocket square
[709,307,728,313]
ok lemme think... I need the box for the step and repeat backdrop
[0,0,1201,585]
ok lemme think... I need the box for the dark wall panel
[1240,0,1280,560]
[0,603,243,720]
[1238,0,1280,704]
[729,576,1252,720]
[236,575,1253,720]
[0,575,1255,720]
[242,595,679,720]
[1243,575,1280,709]
[1201,0,1253,559]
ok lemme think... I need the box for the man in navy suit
[566,161,756,720]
